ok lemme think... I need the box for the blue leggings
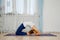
[16,23,27,35]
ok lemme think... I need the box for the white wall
[43,0,60,32]
[3,15,17,33]
[1,0,60,33]
[1,14,39,33]
[0,0,40,33]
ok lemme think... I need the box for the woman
[16,22,40,36]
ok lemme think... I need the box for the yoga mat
[5,34,56,36]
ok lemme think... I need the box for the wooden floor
[0,32,60,40]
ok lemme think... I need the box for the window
[16,0,24,14]
[5,0,12,13]
[5,0,38,15]
[16,0,37,15]
[27,0,36,15]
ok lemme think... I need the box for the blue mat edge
[5,34,57,37]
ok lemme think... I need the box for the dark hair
[29,30,34,34]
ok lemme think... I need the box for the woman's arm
[27,25,41,35]
[27,29,34,35]
[32,25,41,35]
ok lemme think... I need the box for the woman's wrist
[27,32,30,35]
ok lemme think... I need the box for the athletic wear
[22,22,35,32]
[16,23,27,35]
[16,22,35,35]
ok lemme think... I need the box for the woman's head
[28,30,34,34]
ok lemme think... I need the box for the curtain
[5,0,12,13]
[0,0,1,11]
[0,0,2,5]
[5,0,38,15]
[16,0,24,14]
[16,0,37,15]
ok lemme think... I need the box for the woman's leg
[16,23,27,35]
[16,32,27,35]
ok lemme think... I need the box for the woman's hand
[32,25,41,36]
[27,32,30,35]
[33,30,40,36]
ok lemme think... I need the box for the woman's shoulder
[23,22,35,26]
[23,22,34,24]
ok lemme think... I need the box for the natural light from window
[5,0,37,15]
[5,0,12,13]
